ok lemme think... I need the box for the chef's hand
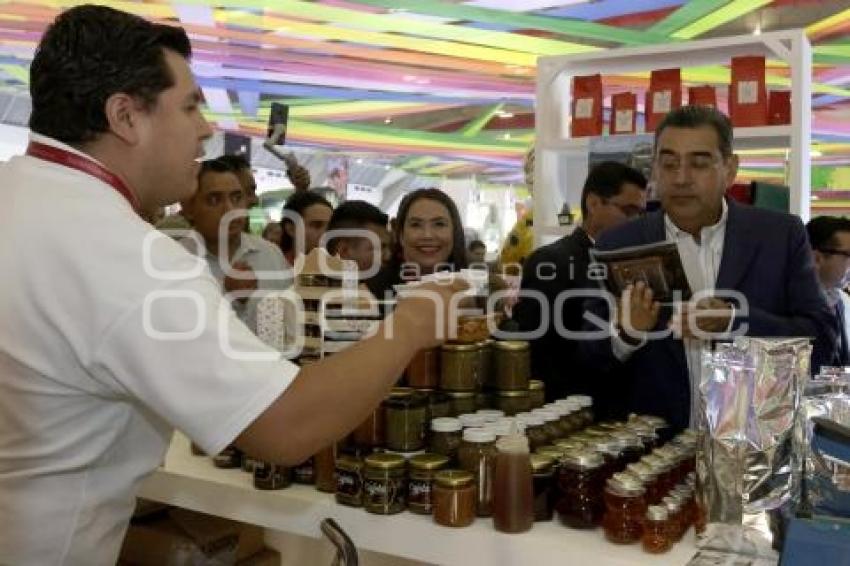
[617,281,661,339]
[392,278,470,350]
[670,297,733,339]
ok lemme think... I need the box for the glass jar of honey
[446,391,477,417]
[407,453,449,515]
[363,453,407,515]
[335,455,364,507]
[441,343,481,392]
[531,454,556,521]
[429,417,462,464]
[432,470,477,528]
[528,380,546,409]
[602,472,647,544]
[641,505,673,554]
[662,495,686,542]
[625,462,662,505]
[610,431,645,467]
[457,428,497,517]
[383,389,428,452]
[556,450,606,529]
[493,341,530,391]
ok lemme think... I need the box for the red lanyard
[26,141,141,213]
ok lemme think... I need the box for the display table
[138,434,699,566]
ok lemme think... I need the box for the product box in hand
[609,92,637,135]
[589,240,691,303]
[570,74,603,137]
[730,56,767,127]
[645,68,682,132]
[688,85,717,108]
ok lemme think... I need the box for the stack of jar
[543,417,697,556]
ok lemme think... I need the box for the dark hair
[393,188,468,271]
[468,240,486,251]
[654,105,734,158]
[29,5,191,143]
[217,154,251,172]
[280,191,333,253]
[806,216,850,251]
[580,161,648,218]
[326,200,388,254]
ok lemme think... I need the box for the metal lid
[626,462,658,482]
[476,409,505,421]
[641,454,669,471]
[606,472,646,496]
[590,438,620,454]
[532,409,560,423]
[409,453,450,471]
[458,414,488,428]
[442,342,480,352]
[336,455,363,471]
[554,439,585,452]
[528,380,545,391]
[611,431,644,449]
[561,449,604,470]
[434,469,474,488]
[565,395,593,408]
[530,454,555,473]
[498,390,529,398]
[596,421,626,432]
[582,429,609,439]
[492,340,529,351]
[462,427,497,443]
[364,452,406,470]
[390,387,415,398]
[646,505,669,521]
[446,391,475,399]
[543,404,569,417]
[431,417,462,433]
[517,414,545,427]
[662,495,682,513]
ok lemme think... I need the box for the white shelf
[541,125,792,153]
[139,434,699,566]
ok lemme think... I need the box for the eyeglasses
[819,248,850,259]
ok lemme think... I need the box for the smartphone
[267,102,289,145]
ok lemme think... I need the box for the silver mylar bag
[696,337,811,558]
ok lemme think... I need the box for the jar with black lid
[493,341,530,391]
[408,453,449,515]
[363,453,407,515]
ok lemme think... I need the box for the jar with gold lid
[408,453,450,515]
[441,343,481,392]
[446,391,477,417]
[496,390,530,416]
[335,455,364,507]
[531,454,556,521]
[432,470,476,527]
[528,380,545,409]
[556,449,606,529]
[363,453,407,515]
[493,341,530,391]
[602,472,647,544]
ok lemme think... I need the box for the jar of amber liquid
[383,389,428,452]
[496,390,531,416]
[363,453,406,515]
[457,428,497,517]
[556,450,606,529]
[429,418,462,464]
[447,391,477,417]
[253,462,291,490]
[493,341,530,391]
[407,453,449,515]
[531,454,556,521]
[406,347,440,389]
[441,343,480,392]
[528,380,546,409]
[477,339,494,390]
[433,470,476,528]
[602,473,647,544]
[314,444,337,493]
[662,495,686,542]
[335,455,364,507]
[642,505,673,554]
[625,462,662,505]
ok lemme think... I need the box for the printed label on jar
[407,479,433,509]
[336,470,362,498]
[364,478,404,508]
[253,463,289,489]
[293,464,315,483]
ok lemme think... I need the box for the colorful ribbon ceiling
[0,0,849,187]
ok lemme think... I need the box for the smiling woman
[396,188,469,278]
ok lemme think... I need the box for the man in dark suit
[513,161,648,409]
[806,216,850,367]
[585,105,835,433]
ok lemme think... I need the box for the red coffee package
[610,92,637,135]
[688,85,717,108]
[768,90,791,125]
[730,55,767,127]
[570,74,603,137]
[645,68,682,132]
